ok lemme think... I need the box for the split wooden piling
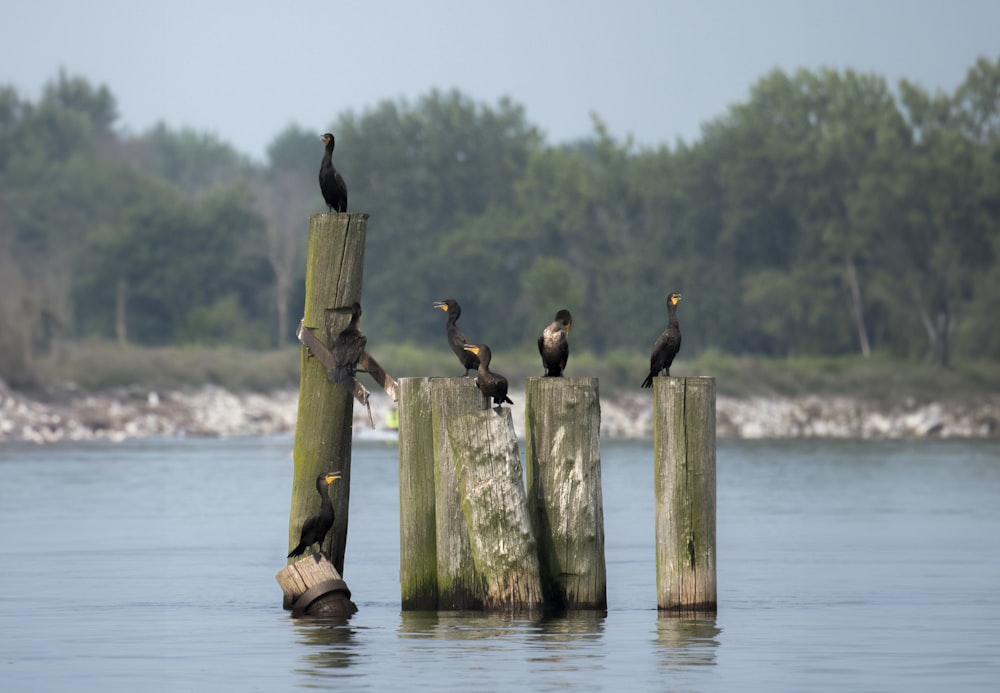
[653,376,717,611]
[525,377,607,610]
[287,212,368,580]
[449,406,543,612]
[398,377,542,612]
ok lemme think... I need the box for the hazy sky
[2,0,998,162]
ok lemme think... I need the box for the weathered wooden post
[653,376,717,611]
[524,377,607,610]
[398,377,542,612]
[287,212,368,584]
[397,377,439,610]
[275,554,358,618]
[398,377,483,609]
[449,407,543,612]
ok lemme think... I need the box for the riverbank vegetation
[34,341,1000,404]
[2,58,999,392]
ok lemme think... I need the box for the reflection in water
[293,617,359,675]
[395,610,608,675]
[655,613,721,669]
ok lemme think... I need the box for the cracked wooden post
[398,377,542,612]
[525,377,607,611]
[654,376,717,611]
[449,406,543,612]
[286,212,368,594]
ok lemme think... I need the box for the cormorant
[641,292,682,388]
[463,343,514,412]
[434,299,480,377]
[288,471,342,559]
[319,133,348,213]
[538,309,573,377]
[329,302,366,385]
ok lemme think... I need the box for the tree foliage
[1,59,999,388]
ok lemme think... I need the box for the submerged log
[653,376,717,611]
[525,377,607,610]
[276,554,358,618]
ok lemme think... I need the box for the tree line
[1,58,998,389]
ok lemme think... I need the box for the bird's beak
[326,471,342,482]
[566,324,571,333]
[463,345,480,355]
[433,302,447,311]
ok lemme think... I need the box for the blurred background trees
[1,59,998,389]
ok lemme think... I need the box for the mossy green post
[397,377,483,609]
[429,378,485,609]
[653,376,717,611]
[525,377,607,610]
[287,212,368,580]
[449,406,543,612]
[397,377,438,610]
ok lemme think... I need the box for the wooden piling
[524,377,607,610]
[397,377,439,610]
[287,212,368,580]
[653,376,717,611]
[398,377,542,612]
[449,407,543,612]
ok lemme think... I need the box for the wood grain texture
[450,407,543,612]
[654,376,718,611]
[525,377,607,610]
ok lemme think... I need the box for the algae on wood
[287,212,368,578]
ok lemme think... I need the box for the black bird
[538,309,573,377]
[434,299,480,377]
[319,133,348,213]
[288,471,342,559]
[329,302,366,386]
[463,343,514,412]
[641,292,682,388]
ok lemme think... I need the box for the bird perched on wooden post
[434,299,480,377]
[463,343,514,413]
[641,292,682,387]
[319,133,348,213]
[288,471,342,561]
[538,309,573,377]
[329,302,366,386]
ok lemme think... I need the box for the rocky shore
[2,382,997,444]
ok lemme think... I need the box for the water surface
[1,437,998,691]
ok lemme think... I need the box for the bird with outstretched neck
[329,302,366,386]
[288,471,342,561]
[641,292,682,388]
[463,343,514,413]
[434,299,480,377]
[538,309,573,377]
[319,133,348,213]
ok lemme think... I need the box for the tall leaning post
[287,212,369,581]
[525,377,607,611]
[654,376,717,612]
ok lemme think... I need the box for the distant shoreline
[2,384,997,445]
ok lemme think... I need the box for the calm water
[1,435,998,692]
